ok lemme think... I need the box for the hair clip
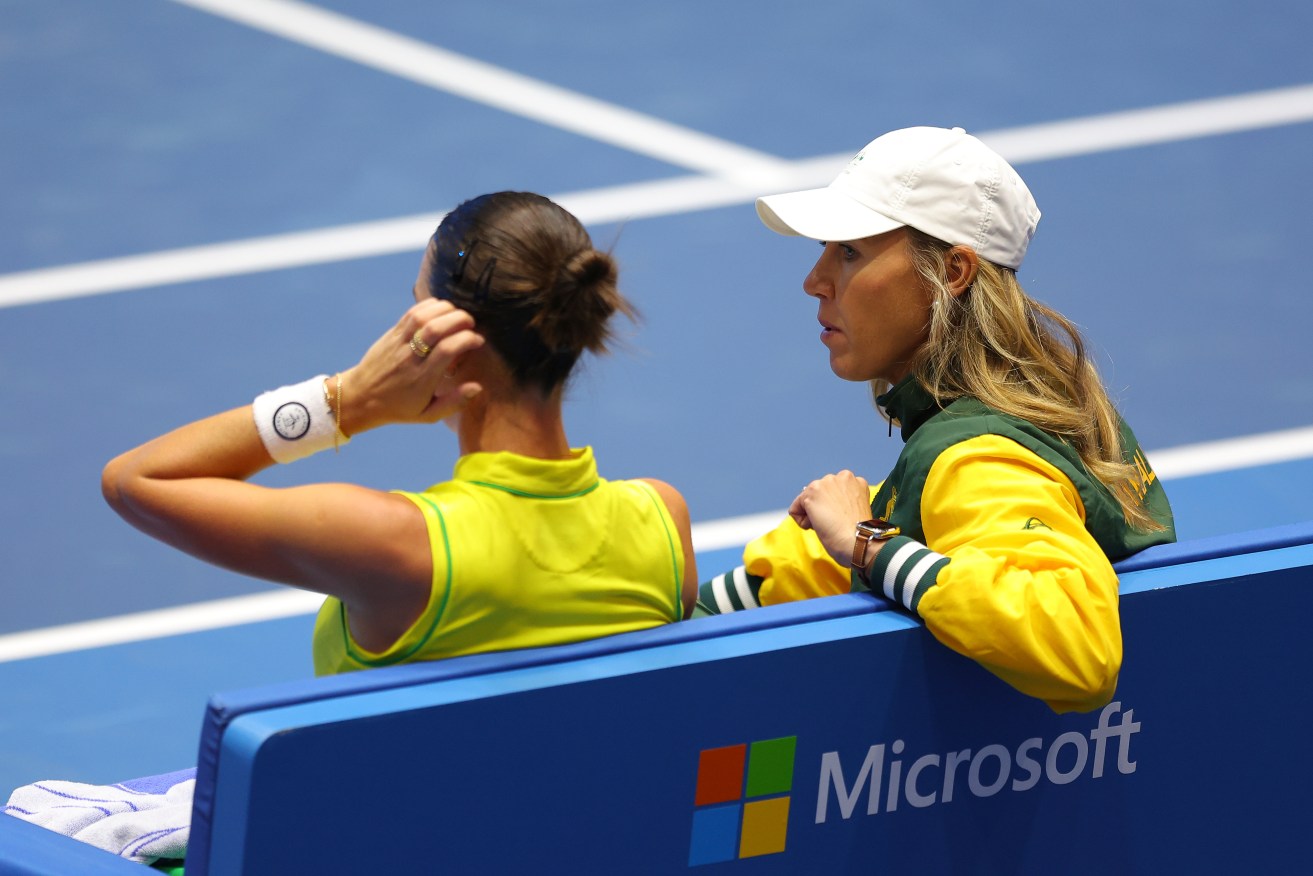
[472,256,496,305]
[450,240,478,286]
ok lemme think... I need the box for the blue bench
[3,521,1312,874]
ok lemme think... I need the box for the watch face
[853,518,900,572]
[859,519,899,539]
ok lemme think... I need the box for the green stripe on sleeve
[868,536,949,615]
[695,566,764,615]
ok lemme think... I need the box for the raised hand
[788,470,873,568]
[338,299,485,435]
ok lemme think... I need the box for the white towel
[3,768,194,863]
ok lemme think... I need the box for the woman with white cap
[699,127,1174,714]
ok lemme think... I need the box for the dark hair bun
[530,248,630,355]
[567,248,617,291]
[429,192,638,393]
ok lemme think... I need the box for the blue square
[688,803,741,866]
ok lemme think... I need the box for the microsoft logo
[688,736,797,866]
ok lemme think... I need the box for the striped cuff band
[696,566,764,615]
[868,535,949,614]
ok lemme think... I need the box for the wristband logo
[688,736,796,866]
[272,402,311,440]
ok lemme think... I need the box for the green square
[745,736,796,797]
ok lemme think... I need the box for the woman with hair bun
[698,128,1175,714]
[103,191,697,676]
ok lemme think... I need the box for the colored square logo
[688,804,741,866]
[745,737,796,797]
[695,744,746,806]
[689,735,796,866]
[740,796,790,858]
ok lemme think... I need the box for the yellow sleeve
[911,435,1121,714]
[744,483,883,606]
[744,517,850,605]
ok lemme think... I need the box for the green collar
[875,377,947,443]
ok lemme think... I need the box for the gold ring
[409,330,432,359]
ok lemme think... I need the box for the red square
[695,744,746,805]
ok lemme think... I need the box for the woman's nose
[802,250,831,299]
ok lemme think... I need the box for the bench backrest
[183,520,1313,874]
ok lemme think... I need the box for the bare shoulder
[635,477,698,617]
[634,478,690,519]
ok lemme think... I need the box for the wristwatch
[853,518,901,575]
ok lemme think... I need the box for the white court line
[4,82,1312,310]
[2,424,1312,664]
[1147,424,1313,480]
[0,590,322,664]
[168,0,794,188]
[981,84,1313,165]
[0,174,771,308]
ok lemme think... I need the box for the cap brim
[756,186,904,241]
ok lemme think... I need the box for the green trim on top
[467,480,600,500]
[633,481,683,621]
[343,493,454,667]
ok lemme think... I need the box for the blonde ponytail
[901,229,1163,531]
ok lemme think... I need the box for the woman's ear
[945,246,980,298]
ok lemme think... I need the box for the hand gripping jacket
[698,377,1175,713]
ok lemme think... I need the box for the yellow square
[738,796,790,858]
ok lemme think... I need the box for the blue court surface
[2,0,1312,795]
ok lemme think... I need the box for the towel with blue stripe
[4,767,194,863]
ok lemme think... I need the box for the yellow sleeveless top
[312,447,684,675]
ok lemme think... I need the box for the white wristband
[252,375,347,463]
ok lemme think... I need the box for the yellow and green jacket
[698,377,1175,713]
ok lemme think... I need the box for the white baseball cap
[756,126,1041,270]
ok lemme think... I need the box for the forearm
[95,298,484,610]
[101,406,275,530]
[100,399,426,597]
[103,294,482,529]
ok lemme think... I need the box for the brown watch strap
[853,530,875,572]
[853,519,900,576]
